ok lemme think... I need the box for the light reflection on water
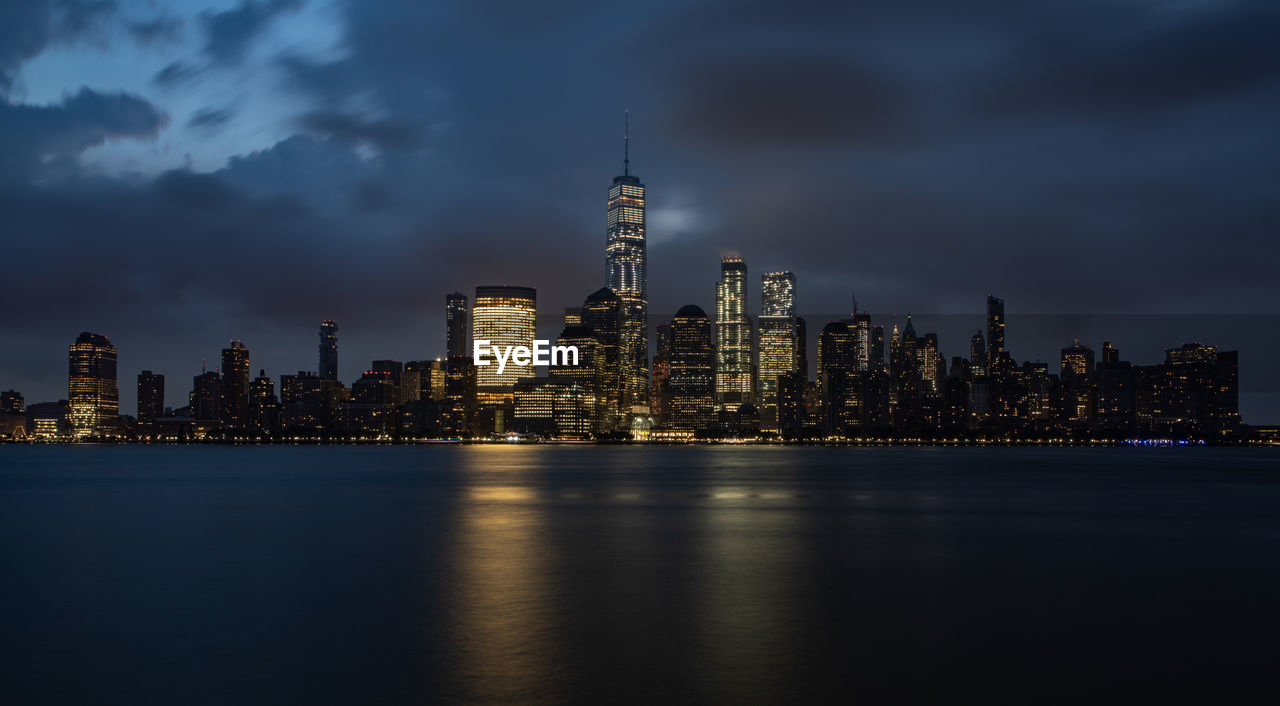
[3,445,1280,704]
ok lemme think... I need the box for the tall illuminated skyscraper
[319,320,338,381]
[582,287,624,430]
[68,332,118,437]
[219,341,250,431]
[446,293,468,359]
[758,271,797,431]
[716,257,751,409]
[604,111,648,412]
[669,305,714,431]
[986,296,1005,369]
[818,321,857,435]
[761,271,795,316]
[473,285,537,395]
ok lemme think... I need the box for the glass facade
[715,258,751,408]
[605,167,648,411]
[446,293,468,360]
[757,271,797,432]
[219,341,251,430]
[669,305,714,431]
[473,285,537,393]
[986,295,1005,369]
[68,332,118,437]
[319,320,338,381]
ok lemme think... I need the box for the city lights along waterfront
[0,129,1271,445]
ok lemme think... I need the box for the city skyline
[7,269,1254,441]
[6,279,1279,429]
[5,129,1274,419]
[2,1,1279,425]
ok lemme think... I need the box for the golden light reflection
[693,492,808,701]
[443,448,563,702]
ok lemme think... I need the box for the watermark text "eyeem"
[473,340,579,374]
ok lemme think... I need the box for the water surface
[2,446,1278,704]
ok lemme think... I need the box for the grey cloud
[981,0,1280,119]
[0,87,167,180]
[127,15,184,46]
[666,53,915,151]
[200,0,302,66]
[188,106,235,130]
[297,110,418,150]
[0,0,118,92]
[153,60,200,86]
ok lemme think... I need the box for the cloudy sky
[3,0,1278,419]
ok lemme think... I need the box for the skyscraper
[68,332,118,437]
[604,112,648,412]
[446,293,468,359]
[969,331,986,376]
[1060,341,1095,385]
[716,257,751,409]
[249,369,280,438]
[444,357,478,437]
[986,296,1005,369]
[1,390,23,415]
[319,320,338,381]
[219,341,250,431]
[137,371,164,424]
[1060,340,1096,424]
[371,360,405,404]
[650,322,673,424]
[582,287,624,430]
[919,332,942,393]
[668,305,714,432]
[850,313,872,373]
[473,285,537,395]
[870,324,885,372]
[758,271,798,432]
[1101,341,1120,365]
[818,321,857,435]
[190,369,220,421]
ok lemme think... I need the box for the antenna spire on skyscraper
[623,108,630,177]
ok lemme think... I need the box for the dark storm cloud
[188,105,234,130]
[199,0,301,66]
[0,87,166,179]
[0,0,117,91]
[667,53,914,150]
[152,60,200,86]
[297,111,417,150]
[983,0,1280,119]
[153,0,301,87]
[127,15,184,46]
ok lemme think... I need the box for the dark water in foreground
[2,446,1279,704]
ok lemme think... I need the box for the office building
[137,371,164,425]
[190,370,220,421]
[473,285,537,395]
[667,305,714,432]
[319,320,338,380]
[604,114,649,411]
[446,293,468,359]
[68,332,118,437]
[715,257,751,409]
[758,271,798,432]
[986,296,1005,370]
[219,341,250,431]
